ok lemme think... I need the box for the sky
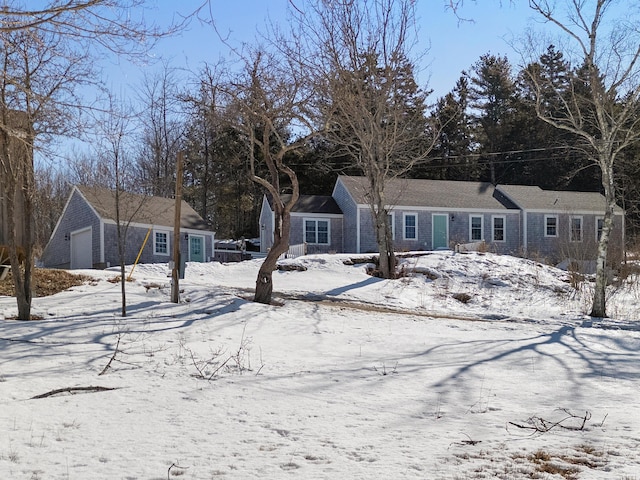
[49,1,538,165]
[107,0,536,102]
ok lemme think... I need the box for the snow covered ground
[1,251,640,479]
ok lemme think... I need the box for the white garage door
[70,228,93,269]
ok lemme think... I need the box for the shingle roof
[270,194,343,214]
[76,185,211,230]
[338,175,513,210]
[496,184,622,213]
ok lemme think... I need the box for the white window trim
[544,214,558,238]
[469,214,484,242]
[570,215,583,242]
[153,229,171,256]
[491,215,506,243]
[403,212,418,240]
[304,218,331,245]
[595,216,604,242]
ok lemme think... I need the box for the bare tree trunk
[5,182,32,319]
[373,206,394,278]
[590,164,616,317]
[526,1,640,317]
[254,215,291,304]
[0,113,34,320]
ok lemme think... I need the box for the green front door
[432,214,448,250]
[189,235,205,262]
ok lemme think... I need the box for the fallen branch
[99,335,121,376]
[31,386,118,399]
[508,409,592,435]
[449,432,482,448]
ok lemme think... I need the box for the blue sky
[107,1,536,101]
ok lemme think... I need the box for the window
[305,219,330,245]
[596,217,604,241]
[492,216,505,242]
[469,215,483,241]
[545,215,558,237]
[570,216,583,242]
[403,213,417,240]
[154,231,170,255]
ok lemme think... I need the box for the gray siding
[525,212,624,263]
[103,224,211,266]
[358,208,379,253]
[357,208,521,255]
[332,180,359,253]
[289,215,343,254]
[40,190,102,268]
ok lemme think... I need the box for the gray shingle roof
[77,185,211,230]
[271,194,343,214]
[338,175,513,210]
[496,184,622,213]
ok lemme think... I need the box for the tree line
[37,46,640,245]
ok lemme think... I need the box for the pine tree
[466,54,516,184]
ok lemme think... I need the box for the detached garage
[40,185,215,270]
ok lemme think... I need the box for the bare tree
[0,25,93,319]
[182,65,258,238]
[91,96,140,317]
[286,0,433,278]
[135,64,186,197]
[0,2,188,319]
[525,0,640,317]
[223,47,319,304]
[33,164,71,252]
[0,1,185,55]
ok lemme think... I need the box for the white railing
[280,242,307,259]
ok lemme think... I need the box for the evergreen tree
[181,69,266,240]
[466,54,516,184]
[425,76,478,180]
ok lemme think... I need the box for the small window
[470,215,483,241]
[154,231,170,255]
[403,213,417,240]
[304,219,330,245]
[596,217,604,241]
[545,215,558,237]
[492,216,505,242]
[570,216,583,242]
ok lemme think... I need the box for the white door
[70,228,92,269]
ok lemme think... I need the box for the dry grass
[0,268,94,297]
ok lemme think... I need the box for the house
[259,175,625,264]
[41,186,215,269]
[497,184,625,263]
[332,175,522,255]
[259,194,344,255]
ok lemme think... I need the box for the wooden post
[171,151,184,303]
